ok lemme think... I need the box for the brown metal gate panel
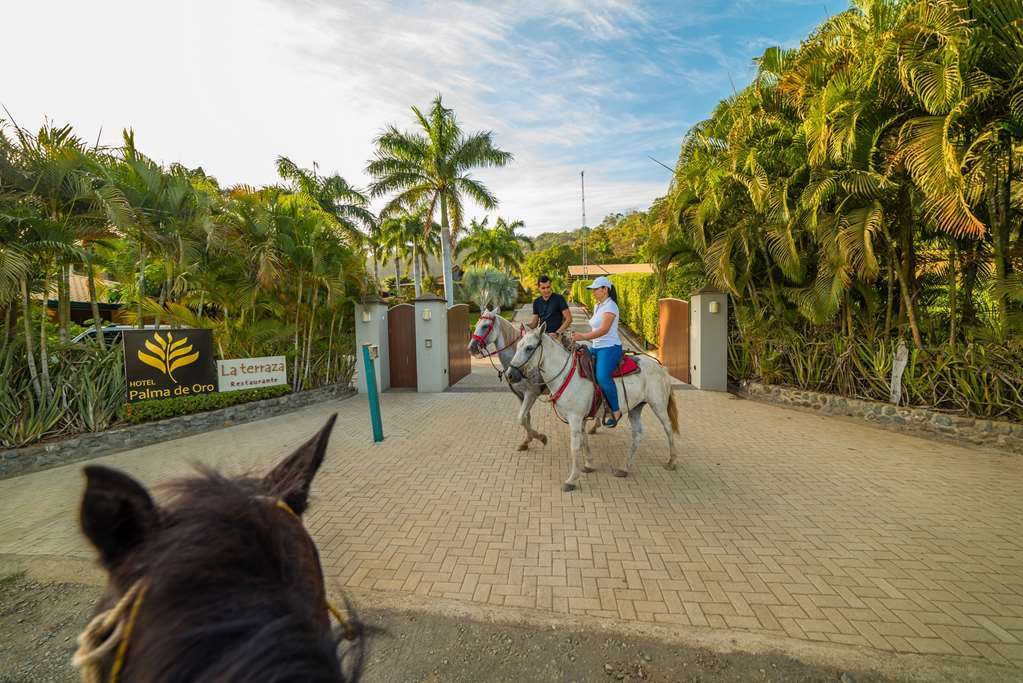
[447,304,470,386]
[388,304,417,388]
[657,298,690,383]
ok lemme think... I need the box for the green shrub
[119,385,292,424]
[570,268,703,347]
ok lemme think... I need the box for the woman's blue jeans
[590,345,623,413]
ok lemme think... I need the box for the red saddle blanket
[576,352,640,379]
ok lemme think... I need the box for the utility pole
[581,171,588,277]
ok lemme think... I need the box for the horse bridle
[508,332,573,394]
[472,313,521,358]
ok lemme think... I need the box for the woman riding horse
[571,276,623,428]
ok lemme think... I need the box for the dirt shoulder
[1,572,890,683]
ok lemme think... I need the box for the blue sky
[2,0,835,234]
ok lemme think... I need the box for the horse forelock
[98,469,349,682]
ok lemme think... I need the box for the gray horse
[507,323,679,491]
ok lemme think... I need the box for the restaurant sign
[217,356,288,392]
[123,329,217,403]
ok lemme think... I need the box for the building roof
[567,263,655,277]
[42,272,116,303]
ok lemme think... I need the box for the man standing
[529,275,572,337]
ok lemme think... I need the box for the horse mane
[110,469,352,682]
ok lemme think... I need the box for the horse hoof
[581,465,595,474]
[539,434,548,445]
[561,483,577,492]
[664,461,677,471]
[517,443,529,452]
[613,469,628,478]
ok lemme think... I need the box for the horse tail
[667,389,680,434]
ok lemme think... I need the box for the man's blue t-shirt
[533,293,569,333]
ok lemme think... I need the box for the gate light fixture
[422,308,432,320]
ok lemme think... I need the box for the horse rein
[72,498,354,683]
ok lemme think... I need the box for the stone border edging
[738,380,1022,454]
[0,385,355,480]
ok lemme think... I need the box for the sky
[2,0,834,235]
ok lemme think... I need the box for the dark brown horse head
[77,415,360,682]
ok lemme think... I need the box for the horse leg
[586,418,599,435]
[614,404,644,478]
[563,415,584,492]
[650,397,677,471]
[516,388,547,451]
[581,419,595,473]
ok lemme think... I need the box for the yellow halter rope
[73,498,354,682]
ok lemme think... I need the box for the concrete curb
[737,380,1022,455]
[0,385,355,480]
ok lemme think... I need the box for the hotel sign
[217,356,288,392]
[123,329,217,403]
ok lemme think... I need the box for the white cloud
[0,0,715,233]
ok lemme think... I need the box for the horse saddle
[576,351,640,379]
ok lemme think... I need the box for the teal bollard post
[362,343,384,442]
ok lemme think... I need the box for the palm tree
[455,216,531,272]
[276,156,374,246]
[367,95,512,305]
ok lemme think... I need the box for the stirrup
[603,415,619,428]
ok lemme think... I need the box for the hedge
[119,385,292,424]
[570,267,704,347]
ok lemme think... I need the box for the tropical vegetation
[368,95,512,305]
[0,125,365,447]
[568,0,1023,422]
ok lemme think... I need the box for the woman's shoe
[603,412,622,428]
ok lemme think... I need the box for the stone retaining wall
[0,385,355,480]
[738,381,1022,454]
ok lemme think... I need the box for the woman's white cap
[586,276,613,289]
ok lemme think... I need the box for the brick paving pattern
[0,330,1021,671]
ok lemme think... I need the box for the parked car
[72,324,171,346]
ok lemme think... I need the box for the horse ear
[263,414,336,515]
[538,322,547,334]
[80,465,159,571]
[493,306,501,316]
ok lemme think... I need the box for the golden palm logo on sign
[137,331,200,383]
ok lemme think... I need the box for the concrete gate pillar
[414,294,449,392]
[355,295,390,394]
[689,286,728,391]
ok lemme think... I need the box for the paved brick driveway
[1,350,1021,677]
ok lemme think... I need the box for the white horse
[468,307,549,451]
[506,323,680,491]
[469,308,600,451]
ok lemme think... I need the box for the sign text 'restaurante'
[217,356,288,392]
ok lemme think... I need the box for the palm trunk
[137,241,146,329]
[891,241,923,349]
[38,270,52,397]
[325,308,337,385]
[58,263,70,343]
[884,257,894,337]
[992,143,1012,330]
[948,242,957,348]
[303,284,317,388]
[20,278,41,400]
[393,249,402,297]
[155,277,168,328]
[85,252,106,350]
[292,278,303,391]
[412,242,422,297]
[440,193,455,306]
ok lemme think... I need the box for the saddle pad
[576,351,640,379]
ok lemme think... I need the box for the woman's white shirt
[589,298,621,348]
